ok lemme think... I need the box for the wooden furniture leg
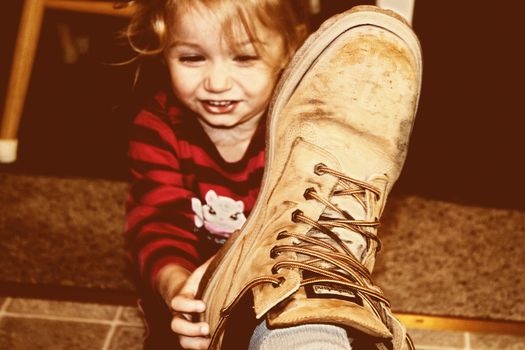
[0,0,45,163]
[0,0,134,163]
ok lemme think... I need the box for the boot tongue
[311,181,368,262]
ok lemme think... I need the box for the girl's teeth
[208,101,232,106]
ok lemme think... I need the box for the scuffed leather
[200,5,422,350]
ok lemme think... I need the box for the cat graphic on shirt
[192,190,246,243]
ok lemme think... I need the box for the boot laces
[212,163,414,350]
[268,163,414,350]
[271,163,388,316]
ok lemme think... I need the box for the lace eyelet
[270,246,280,259]
[314,163,327,175]
[275,276,286,287]
[276,231,288,240]
[271,265,280,274]
[291,209,303,223]
[303,187,316,199]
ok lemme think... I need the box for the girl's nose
[204,63,232,92]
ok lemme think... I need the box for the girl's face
[165,6,284,129]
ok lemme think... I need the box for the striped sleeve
[125,105,198,289]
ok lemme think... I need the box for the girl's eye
[234,55,259,63]
[179,55,205,63]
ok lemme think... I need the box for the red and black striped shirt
[125,91,265,288]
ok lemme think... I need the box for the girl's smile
[200,100,240,114]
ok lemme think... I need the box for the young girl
[124,1,308,348]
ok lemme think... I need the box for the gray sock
[249,319,353,350]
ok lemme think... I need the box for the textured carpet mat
[1,173,524,322]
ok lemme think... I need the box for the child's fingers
[179,335,211,350]
[171,294,206,314]
[171,316,209,337]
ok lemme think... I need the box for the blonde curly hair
[124,0,309,67]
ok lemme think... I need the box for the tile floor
[0,297,524,350]
[0,297,144,350]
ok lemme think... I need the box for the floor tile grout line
[2,311,143,326]
[101,306,123,350]
[0,297,12,317]
[464,333,471,350]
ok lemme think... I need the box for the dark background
[1,0,524,210]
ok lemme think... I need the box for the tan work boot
[197,5,422,350]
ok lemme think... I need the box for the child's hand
[171,265,210,349]
[159,261,212,350]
